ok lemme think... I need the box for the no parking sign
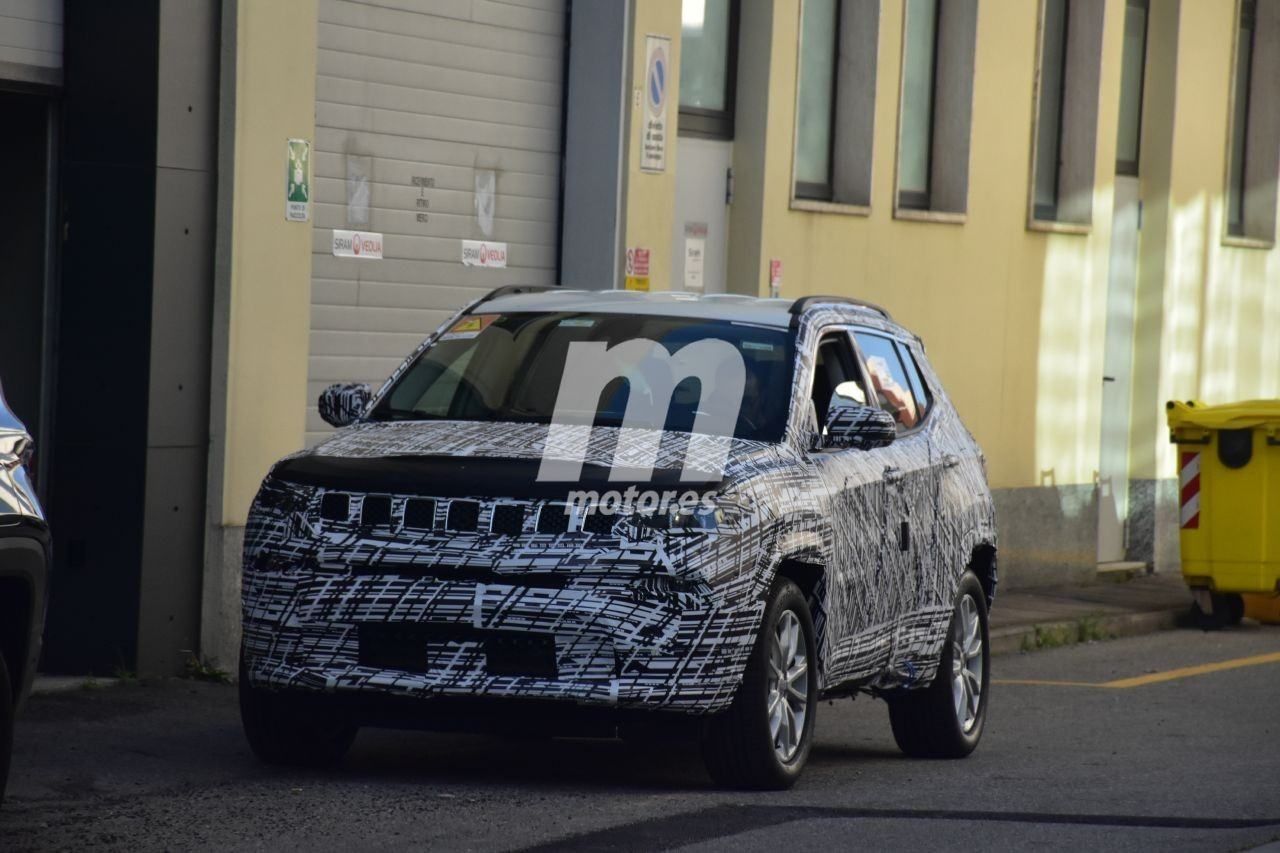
[641,35,670,173]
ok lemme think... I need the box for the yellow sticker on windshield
[441,314,499,340]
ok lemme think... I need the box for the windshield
[369,312,796,443]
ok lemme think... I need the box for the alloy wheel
[767,609,810,762]
[951,594,984,733]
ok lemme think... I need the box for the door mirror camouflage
[822,388,896,451]
[318,383,373,428]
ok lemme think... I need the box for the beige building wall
[736,0,1127,583]
[1130,0,1280,572]
[618,0,1280,585]
[203,0,319,669]
[621,1,683,290]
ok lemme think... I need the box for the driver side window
[810,332,867,426]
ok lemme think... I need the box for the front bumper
[241,479,765,714]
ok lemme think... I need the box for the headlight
[632,494,753,535]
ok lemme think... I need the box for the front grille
[446,499,480,532]
[403,498,436,530]
[490,504,525,536]
[361,495,392,527]
[320,493,350,521]
[537,503,570,534]
[582,509,617,535]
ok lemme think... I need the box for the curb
[31,676,122,695]
[990,608,1185,656]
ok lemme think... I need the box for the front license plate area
[357,623,558,678]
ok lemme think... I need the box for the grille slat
[403,498,437,530]
[537,503,570,534]
[490,504,525,536]
[361,495,392,527]
[446,500,481,532]
[582,509,617,535]
[319,493,350,522]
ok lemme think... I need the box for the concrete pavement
[4,621,1278,851]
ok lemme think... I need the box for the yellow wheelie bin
[1166,400,1280,627]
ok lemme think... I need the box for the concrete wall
[203,0,319,670]
[135,0,219,675]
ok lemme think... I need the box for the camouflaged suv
[240,287,996,789]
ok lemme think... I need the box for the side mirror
[823,383,896,450]
[319,383,372,428]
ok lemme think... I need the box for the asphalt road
[3,624,1279,852]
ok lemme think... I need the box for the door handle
[883,466,905,484]
[943,454,960,469]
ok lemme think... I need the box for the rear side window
[895,342,932,420]
[853,332,921,430]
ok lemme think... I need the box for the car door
[805,329,896,684]
[850,330,938,676]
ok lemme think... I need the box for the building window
[1226,0,1279,243]
[679,0,738,139]
[898,0,938,210]
[1027,0,1105,227]
[795,0,839,199]
[1115,0,1148,176]
[895,0,978,216]
[793,0,881,206]
[1032,0,1069,219]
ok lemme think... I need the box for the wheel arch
[773,557,828,671]
[967,542,998,608]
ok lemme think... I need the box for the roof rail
[788,295,893,321]
[468,284,557,310]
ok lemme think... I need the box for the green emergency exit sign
[286,138,310,222]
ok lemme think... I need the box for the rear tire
[239,652,357,768]
[0,652,13,805]
[888,572,990,759]
[701,578,818,790]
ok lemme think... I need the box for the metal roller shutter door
[308,0,565,444]
[0,0,63,78]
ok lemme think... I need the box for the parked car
[0,382,49,804]
[240,288,997,789]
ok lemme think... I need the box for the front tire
[702,578,818,790]
[239,653,357,768]
[888,572,990,758]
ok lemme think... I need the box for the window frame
[1030,0,1072,222]
[850,329,933,436]
[1024,0,1105,232]
[678,0,741,140]
[1115,0,1149,178]
[1220,0,1278,249]
[789,0,883,214]
[895,0,941,212]
[791,0,843,203]
[807,329,865,432]
[1226,0,1258,239]
[891,0,979,223]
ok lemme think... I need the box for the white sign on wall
[332,229,383,259]
[683,222,707,292]
[641,35,670,173]
[462,240,508,268]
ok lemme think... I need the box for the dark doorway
[0,91,53,491]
